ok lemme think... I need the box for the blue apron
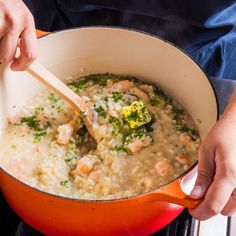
[24,0,236,81]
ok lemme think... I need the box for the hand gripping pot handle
[145,167,201,209]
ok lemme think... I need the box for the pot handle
[145,178,202,209]
[36,29,50,38]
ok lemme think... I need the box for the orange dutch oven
[0,27,218,236]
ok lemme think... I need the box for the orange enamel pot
[0,27,218,236]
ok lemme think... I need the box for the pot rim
[0,26,219,203]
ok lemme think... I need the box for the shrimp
[128,87,149,102]
[39,117,49,128]
[179,133,192,147]
[89,169,102,181]
[139,84,154,94]
[20,125,30,134]
[7,115,20,125]
[110,80,134,93]
[56,121,75,145]
[124,94,137,102]
[75,155,97,175]
[127,140,144,153]
[175,154,190,166]
[127,136,152,153]
[155,159,174,177]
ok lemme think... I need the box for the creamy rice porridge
[0,74,200,200]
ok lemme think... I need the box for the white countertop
[194,214,236,236]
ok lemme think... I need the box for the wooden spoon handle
[28,62,86,112]
[27,61,95,138]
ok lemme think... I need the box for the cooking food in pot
[0,73,200,200]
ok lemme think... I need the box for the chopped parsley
[111,92,123,102]
[109,116,122,133]
[20,116,41,130]
[154,87,172,104]
[68,78,90,92]
[34,107,44,116]
[60,180,69,188]
[150,96,165,106]
[112,146,128,152]
[112,127,152,152]
[65,150,76,162]
[48,92,60,103]
[124,97,132,106]
[55,104,64,113]
[68,73,111,92]
[95,106,106,118]
[84,74,109,86]
[150,96,160,106]
[68,74,139,94]
[124,128,147,146]
[111,127,152,152]
[178,125,198,141]
[33,130,47,142]
[172,106,185,119]
[171,106,198,141]
[68,139,76,150]
[20,114,50,142]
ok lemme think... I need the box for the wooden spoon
[27,61,95,139]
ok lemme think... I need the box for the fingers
[189,137,236,220]
[0,0,37,70]
[190,173,235,220]
[0,23,7,39]
[11,21,37,71]
[221,189,236,216]
[0,31,20,63]
[190,143,215,199]
[0,4,21,63]
[189,145,236,220]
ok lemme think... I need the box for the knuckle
[23,51,37,62]
[221,210,231,216]
[197,216,208,221]
[5,12,17,30]
[26,12,34,23]
[219,163,236,184]
[22,8,35,26]
[11,62,27,71]
[190,211,209,221]
[16,66,27,71]
[5,11,32,32]
[197,170,212,183]
[207,202,221,216]
[227,167,236,179]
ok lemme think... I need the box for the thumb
[190,143,215,199]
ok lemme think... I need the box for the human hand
[189,88,236,220]
[0,0,37,70]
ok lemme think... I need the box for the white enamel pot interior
[0,26,218,208]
